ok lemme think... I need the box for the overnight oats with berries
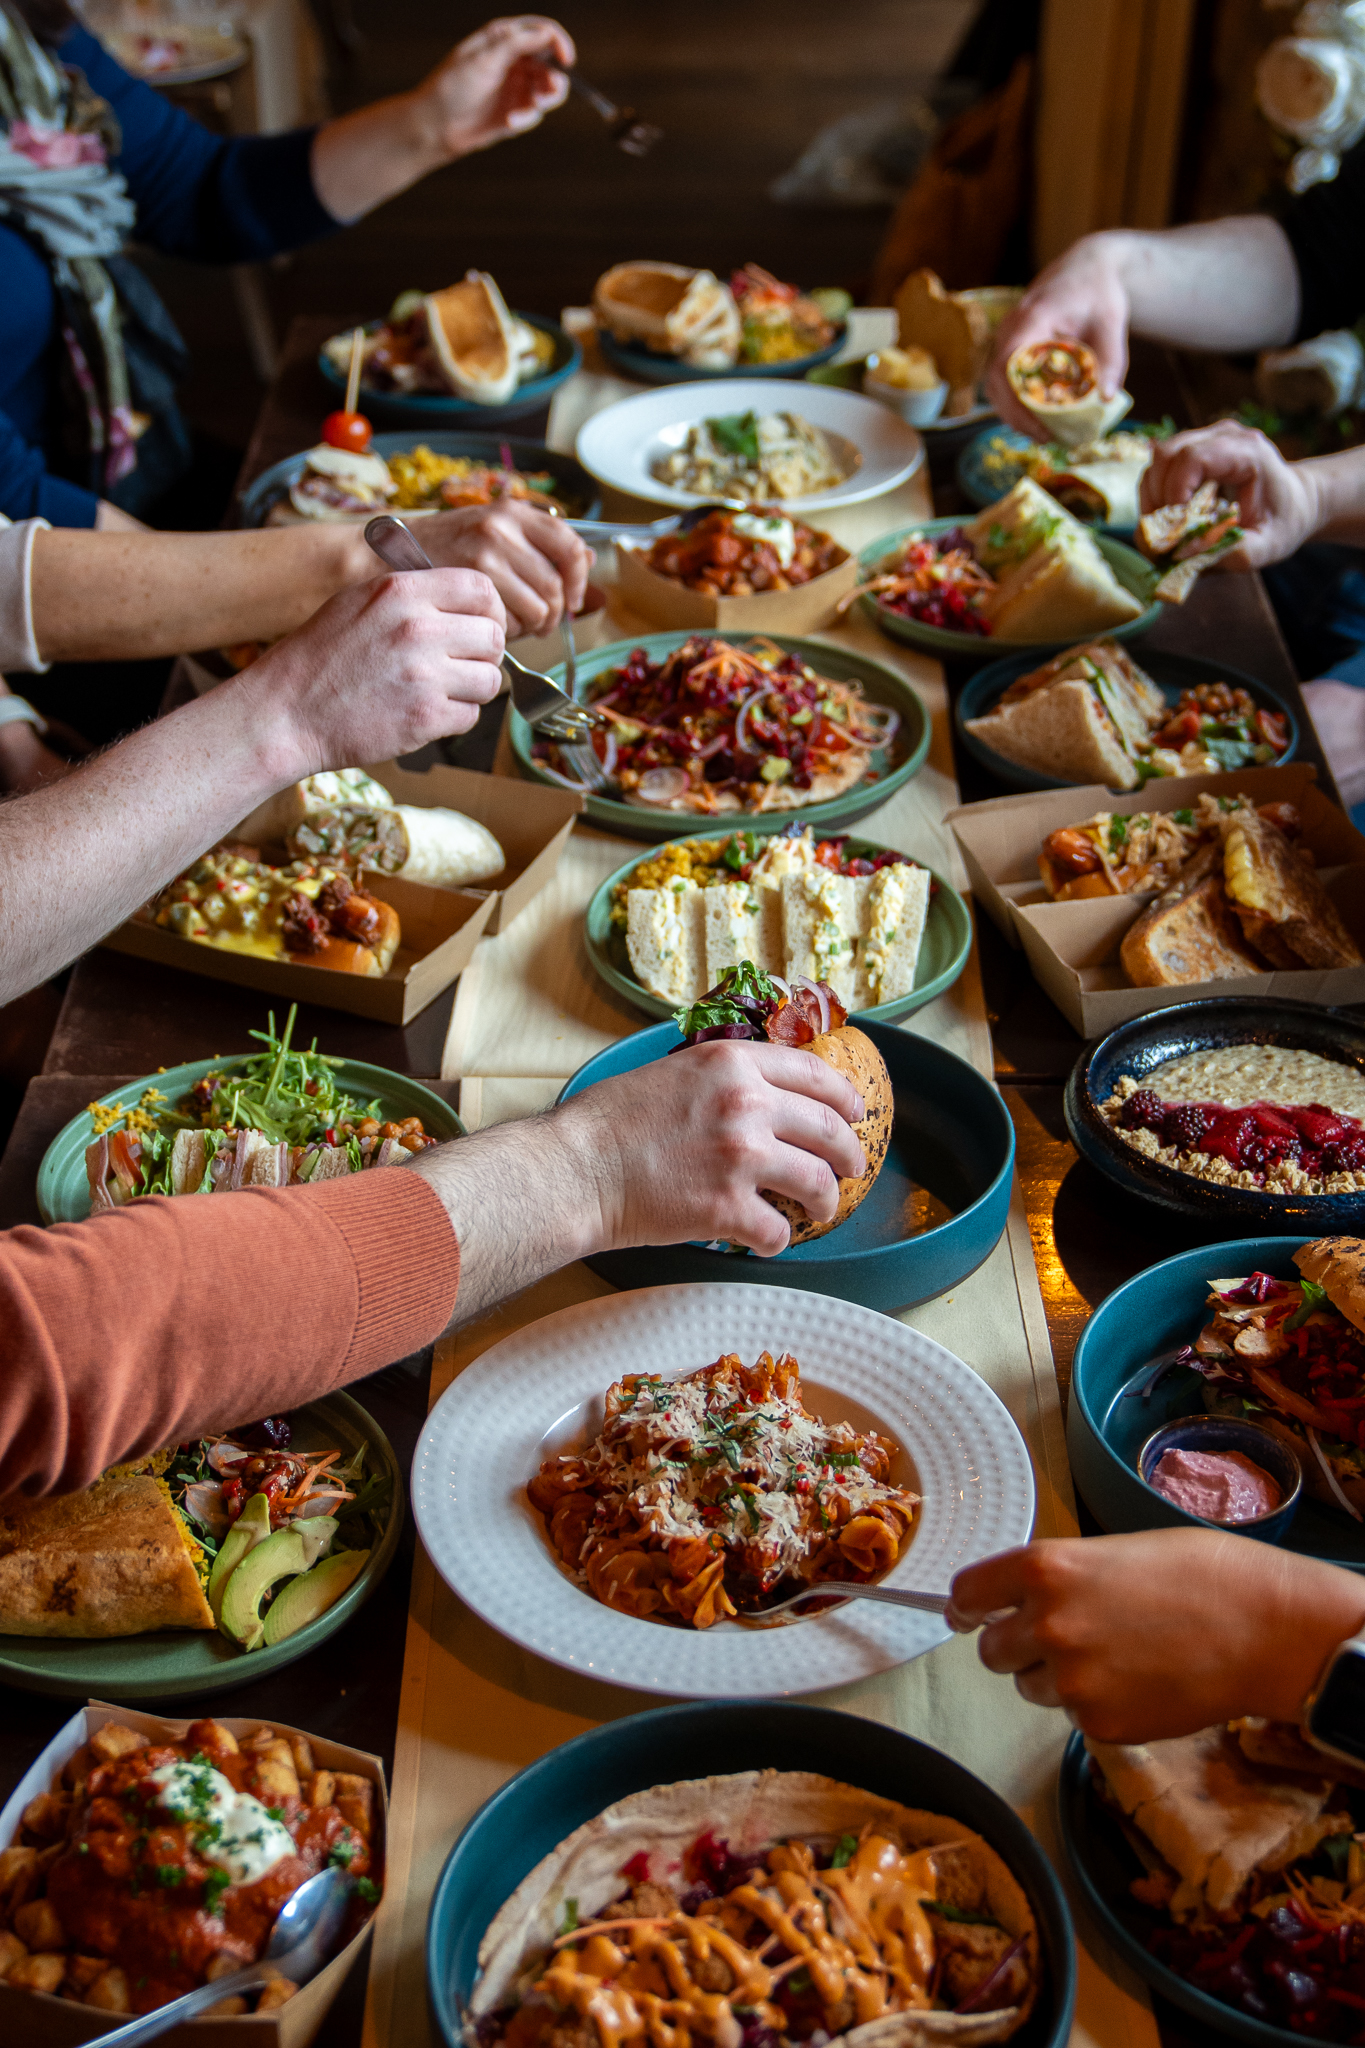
[1101,1043,1365,1195]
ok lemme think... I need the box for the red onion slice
[734,687,768,759]
[794,974,831,1036]
[182,1480,230,1538]
[1308,1428,1363,1521]
[634,765,690,804]
[537,756,600,792]
[597,727,619,777]
[769,974,792,999]
[206,1440,249,1476]
[852,707,900,748]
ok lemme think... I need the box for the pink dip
[1150,1448,1280,1522]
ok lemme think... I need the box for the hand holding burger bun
[675,963,892,1242]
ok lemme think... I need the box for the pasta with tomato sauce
[527,1353,919,1629]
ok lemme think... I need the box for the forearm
[1103,218,1301,353]
[407,1107,605,1327]
[1232,1541,1365,1724]
[1293,445,1365,546]
[309,95,447,223]
[30,526,372,663]
[0,664,301,1002]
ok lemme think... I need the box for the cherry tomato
[322,410,372,453]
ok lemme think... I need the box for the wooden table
[0,317,1339,2048]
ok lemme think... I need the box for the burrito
[470,1770,1041,2048]
[1006,338,1132,451]
[0,1468,215,1637]
[235,770,505,891]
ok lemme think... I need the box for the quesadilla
[470,1770,1040,2046]
[0,1468,215,1637]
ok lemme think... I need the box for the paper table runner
[361,352,1159,2048]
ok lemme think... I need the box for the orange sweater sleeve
[0,1170,459,1512]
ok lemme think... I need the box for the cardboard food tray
[102,872,497,1026]
[947,762,1365,1036]
[358,758,581,935]
[613,538,860,632]
[0,1700,386,2048]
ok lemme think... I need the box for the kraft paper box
[359,758,582,935]
[103,870,497,1025]
[947,762,1365,1037]
[613,536,859,632]
[0,1700,386,2048]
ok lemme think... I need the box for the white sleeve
[0,517,51,674]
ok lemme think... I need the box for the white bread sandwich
[964,637,1165,789]
[851,862,931,1010]
[625,876,708,1007]
[781,867,859,1008]
[966,478,1145,641]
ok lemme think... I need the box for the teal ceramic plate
[38,1056,464,1225]
[316,311,580,430]
[585,831,972,1022]
[557,1018,1014,1313]
[856,515,1161,664]
[0,1391,403,1700]
[509,630,931,843]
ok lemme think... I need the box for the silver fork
[364,514,605,741]
[547,60,662,156]
[746,1584,951,1624]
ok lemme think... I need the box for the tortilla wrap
[471,1769,1039,2043]
[0,1474,215,1637]
[234,770,395,849]
[289,801,505,889]
[1006,340,1133,451]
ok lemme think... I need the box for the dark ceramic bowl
[1065,996,1365,1233]
[956,647,1299,794]
[1067,1233,1365,1571]
[556,1018,1015,1313]
[316,311,580,428]
[1136,1413,1303,1545]
[428,1701,1077,2048]
[598,322,847,384]
[1060,1728,1330,2045]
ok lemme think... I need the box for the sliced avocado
[208,1491,272,1621]
[262,1548,369,1647]
[219,1516,338,1651]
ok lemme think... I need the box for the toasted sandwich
[1138,480,1243,603]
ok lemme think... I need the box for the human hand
[416,15,574,160]
[986,234,1131,437]
[420,501,591,635]
[1139,419,1320,570]
[248,567,505,777]
[947,1529,1365,1743]
[559,1041,868,1258]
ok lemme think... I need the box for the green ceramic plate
[37,1056,465,1224]
[509,630,931,843]
[586,831,972,1023]
[0,1391,403,1700]
[856,515,1162,663]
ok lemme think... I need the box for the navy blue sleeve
[60,27,340,262]
[0,411,97,526]
[1281,140,1365,340]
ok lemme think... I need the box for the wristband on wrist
[1303,1627,1365,1766]
[0,696,47,734]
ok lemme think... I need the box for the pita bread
[1294,1237,1365,1336]
[1087,1725,1348,1917]
[471,1770,1039,2040]
[0,1474,215,1637]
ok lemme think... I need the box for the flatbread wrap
[234,769,505,891]
[0,1470,215,1637]
[471,1769,1040,2047]
[1006,338,1132,451]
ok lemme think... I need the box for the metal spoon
[363,514,604,740]
[88,1867,355,2046]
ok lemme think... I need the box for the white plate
[412,1283,1035,1698]
[575,381,925,512]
